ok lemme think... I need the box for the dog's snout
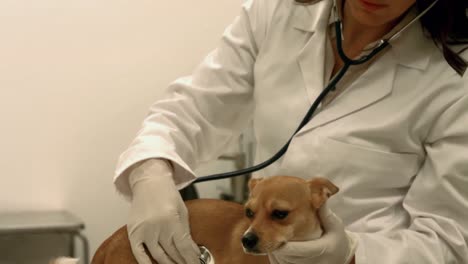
[242,232,259,250]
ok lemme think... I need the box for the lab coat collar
[291,0,434,133]
[292,0,397,134]
[295,0,334,105]
[292,0,330,32]
[388,18,434,71]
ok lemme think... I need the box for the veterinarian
[113,0,468,263]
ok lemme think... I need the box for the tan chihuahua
[91,175,339,264]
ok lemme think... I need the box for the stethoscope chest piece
[199,246,215,264]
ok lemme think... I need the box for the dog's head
[241,175,339,255]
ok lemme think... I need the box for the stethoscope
[193,0,439,185]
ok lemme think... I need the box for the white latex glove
[268,203,358,264]
[127,159,200,264]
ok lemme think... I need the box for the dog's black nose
[242,232,259,250]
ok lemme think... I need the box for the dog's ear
[308,177,339,209]
[248,177,263,192]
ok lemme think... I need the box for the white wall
[0,0,242,262]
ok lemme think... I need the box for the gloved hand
[127,159,200,264]
[268,203,358,264]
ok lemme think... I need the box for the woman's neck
[341,1,396,52]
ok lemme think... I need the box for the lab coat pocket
[318,137,420,191]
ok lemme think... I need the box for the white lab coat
[114,0,468,263]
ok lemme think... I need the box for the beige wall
[0,0,241,261]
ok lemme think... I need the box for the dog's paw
[49,257,79,264]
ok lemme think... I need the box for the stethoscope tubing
[193,0,438,184]
[194,23,382,184]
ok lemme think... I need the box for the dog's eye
[245,208,255,218]
[272,210,289,220]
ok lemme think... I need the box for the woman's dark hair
[418,0,468,75]
[295,0,468,75]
